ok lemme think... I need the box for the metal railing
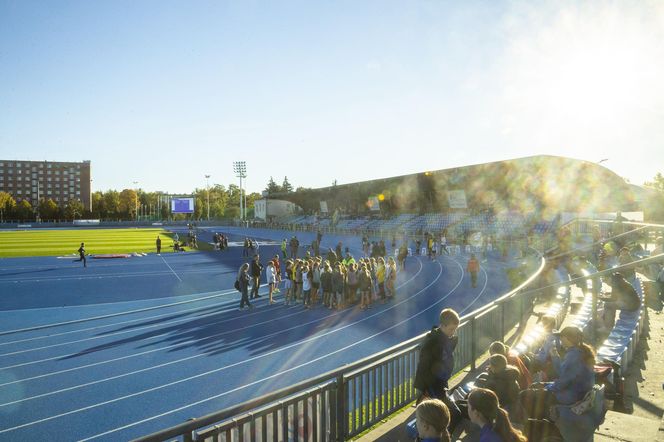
[133,251,545,442]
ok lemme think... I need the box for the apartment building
[0,160,92,210]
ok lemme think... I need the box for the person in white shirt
[302,265,312,308]
[266,261,277,304]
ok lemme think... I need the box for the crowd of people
[411,308,604,441]
[235,243,400,311]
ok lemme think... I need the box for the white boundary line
[0,257,446,437]
[0,259,424,374]
[79,258,457,441]
[0,288,238,337]
[160,255,182,282]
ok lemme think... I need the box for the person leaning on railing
[414,308,462,432]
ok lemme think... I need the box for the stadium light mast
[133,181,139,221]
[205,174,211,221]
[233,161,247,221]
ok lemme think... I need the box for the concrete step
[595,410,660,441]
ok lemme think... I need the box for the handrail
[133,250,546,442]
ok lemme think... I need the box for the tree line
[0,183,263,222]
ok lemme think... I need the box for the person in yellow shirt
[376,257,386,303]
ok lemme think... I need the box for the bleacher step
[595,410,660,441]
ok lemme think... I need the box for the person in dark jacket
[320,263,333,307]
[476,354,522,413]
[237,263,253,310]
[74,242,87,267]
[326,248,338,265]
[602,272,640,329]
[414,308,461,432]
[489,341,532,389]
[249,254,263,299]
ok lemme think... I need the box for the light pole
[205,174,211,221]
[233,161,247,221]
[132,181,139,221]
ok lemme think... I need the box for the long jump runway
[0,228,514,441]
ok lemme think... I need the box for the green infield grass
[0,228,184,258]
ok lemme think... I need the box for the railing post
[470,317,477,371]
[591,275,600,344]
[519,292,525,328]
[500,301,505,338]
[334,373,346,441]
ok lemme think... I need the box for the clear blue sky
[2,0,663,194]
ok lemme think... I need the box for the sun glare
[500,2,664,153]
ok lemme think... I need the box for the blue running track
[0,227,515,441]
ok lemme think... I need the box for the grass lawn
[0,228,182,258]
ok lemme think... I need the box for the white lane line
[0,288,239,337]
[0,259,423,378]
[0,267,222,283]
[78,259,455,441]
[0,287,225,314]
[458,262,489,313]
[0,293,239,349]
[0,297,241,364]
[160,255,182,282]
[0,257,441,437]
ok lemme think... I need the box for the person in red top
[467,253,480,288]
[489,341,532,389]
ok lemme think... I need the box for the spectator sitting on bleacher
[520,326,595,421]
[618,247,636,280]
[601,272,640,330]
[489,341,532,389]
[467,388,526,442]
[415,399,451,442]
[475,354,521,414]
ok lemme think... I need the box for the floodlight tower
[205,174,211,221]
[132,181,139,221]
[233,161,247,221]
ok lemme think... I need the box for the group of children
[212,232,229,250]
[413,307,602,441]
[257,253,399,310]
[413,308,527,442]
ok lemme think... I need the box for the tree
[103,190,121,218]
[265,177,282,195]
[65,199,85,220]
[644,172,664,222]
[0,191,16,222]
[645,172,664,191]
[15,200,33,220]
[39,199,60,220]
[282,176,293,193]
[91,191,105,218]
[119,189,138,219]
